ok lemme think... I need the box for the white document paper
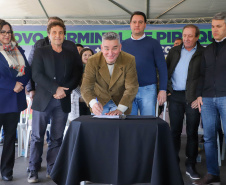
[93,115,120,119]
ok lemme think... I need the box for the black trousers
[168,91,200,166]
[0,112,20,177]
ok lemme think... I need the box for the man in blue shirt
[121,11,167,116]
[166,24,204,180]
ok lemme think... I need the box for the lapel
[192,42,203,56]
[99,55,111,85]
[48,46,56,78]
[61,47,67,78]
[109,53,123,89]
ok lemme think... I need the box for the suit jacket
[0,47,31,113]
[166,42,205,103]
[31,45,83,113]
[81,51,138,115]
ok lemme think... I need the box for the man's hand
[29,90,35,100]
[157,90,167,106]
[197,96,203,113]
[13,82,24,93]
[191,99,199,109]
[92,102,103,115]
[53,87,69,99]
[105,109,123,116]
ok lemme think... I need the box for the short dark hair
[0,20,18,45]
[47,22,66,35]
[48,16,64,24]
[76,43,84,48]
[182,24,200,37]
[174,38,182,42]
[80,48,94,58]
[130,11,147,23]
[213,12,226,24]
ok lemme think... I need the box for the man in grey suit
[27,21,83,183]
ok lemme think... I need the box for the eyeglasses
[0,30,12,36]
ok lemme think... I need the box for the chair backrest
[19,96,32,125]
[220,118,224,134]
[155,101,167,121]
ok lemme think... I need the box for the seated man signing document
[81,32,138,116]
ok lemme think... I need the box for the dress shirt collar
[215,37,226,43]
[131,33,146,40]
[182,43,197,51]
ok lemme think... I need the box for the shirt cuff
[117,104,128,113]
[89,99,97,108]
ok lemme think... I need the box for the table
[51,116,184,185]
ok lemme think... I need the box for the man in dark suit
[26,16,81,174]
[27,21,83,183]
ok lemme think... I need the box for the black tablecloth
[51,116,184,185]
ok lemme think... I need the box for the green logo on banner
[14,29,212,46]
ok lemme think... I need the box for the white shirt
[131,33,146,40]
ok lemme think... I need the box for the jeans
[168,91,200,166]
[102,100,117,115]
[201,97,226,176]
[130,84,157,116]
[29,98,68,174]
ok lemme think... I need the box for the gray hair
[102,32,120,44]
[213,12,226,23]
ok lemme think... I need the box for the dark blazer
[197,39,226,98]
[26,37,80,92]
[0,47,31,113]
[166,42,205,103]
[81,51,139,115]
[31,45,83,113]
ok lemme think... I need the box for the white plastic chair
[155,101,167,121]
[24,119,32,158]
[17,96,32,157]
[46,121,51,137]
[216,133,222,166]
[220,120,225,161]
[215,120,225,166]
[222,137,226,160]
[63,119,70,139]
